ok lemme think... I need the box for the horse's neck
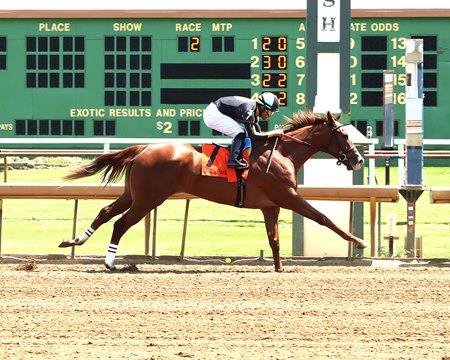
[278,127,320,171]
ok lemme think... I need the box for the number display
[262,55,287,70]
[262,73,287,88]
[178,36,200,52]
[274,91,287,106]
[261,36,287,52]
[257,35,290,107]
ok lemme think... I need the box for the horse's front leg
[284,191,368,249]
[261,207,283,272]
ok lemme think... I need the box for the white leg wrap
[78,226,95,242]
[105,243,118,269]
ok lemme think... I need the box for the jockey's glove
[267,129,284,138]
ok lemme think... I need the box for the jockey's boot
[227,132,248,169]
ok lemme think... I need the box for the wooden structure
[0,183,399,259]
[429,187,450,204]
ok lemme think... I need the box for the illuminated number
[350,73,356,86]
[277,91,287,106]
[296,38,305,50]
[250,55,259,68]
[350,38,355,49]
[262,73,272,88]
[262,36,287,51]
[296,93,305,105]
[296,73,305,86]
[350,92,358,105]
[156,121,173,134]
[262,55,272,69]
[391,37,407,50]
[295,56,305,68]
[394,92,406,105]
[262,36,271,51]
[251,74,260,86]
[261,73,287,88]
[252,37,258,50]
[278,55,287,69]
[391,55,406,67]
[254,91,286,104]
[394,73,406,86]
[278,36,287,51]
[350,56,358,68]
[190,36,200,52]
[278,73,287,88]
[262,55,287,70]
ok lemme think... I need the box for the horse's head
[322,111,364,171]
[282,110,364,171]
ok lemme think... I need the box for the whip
[265,137,279,173]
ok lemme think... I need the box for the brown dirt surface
[0,262,449,360]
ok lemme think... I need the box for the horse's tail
[64,145,148,184]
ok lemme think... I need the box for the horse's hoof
[275,267,285,273]
[58,238,87,248]
[356,240,368,249]
[104,263,117,272]
[58,239,75,248]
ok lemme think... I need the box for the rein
[281,133,313,147]
[281,123,354,166]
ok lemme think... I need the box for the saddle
[201,138,251,207]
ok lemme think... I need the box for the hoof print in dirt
[16,258,37,271]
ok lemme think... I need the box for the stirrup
[228,158,248,169]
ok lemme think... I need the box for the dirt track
[0,261,449,360]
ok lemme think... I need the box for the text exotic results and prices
[69,108,204,118]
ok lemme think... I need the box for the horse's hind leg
[59,190,132,248]
[261,207,283,272]
[104,198,165,270]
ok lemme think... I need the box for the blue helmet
[257,92,279,112]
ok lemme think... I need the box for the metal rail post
[71,200,79,259]
[400,38,425,257]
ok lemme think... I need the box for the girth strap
[234,168,247,208]
[206,145,222,167]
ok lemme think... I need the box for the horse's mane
[282,110,326,134]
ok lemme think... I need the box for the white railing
[395,139,450,186]
[1,137,449,186]
[0,137,232,153]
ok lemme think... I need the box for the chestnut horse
[59,110,367,271]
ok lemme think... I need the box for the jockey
[203,92,284,169]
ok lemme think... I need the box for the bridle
[281,122,355,166]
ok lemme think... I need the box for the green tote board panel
[0,15,448,148]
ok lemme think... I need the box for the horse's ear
[326,111,334,123]
[336,111,343,122]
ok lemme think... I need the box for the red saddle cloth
[201,144,250,183]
